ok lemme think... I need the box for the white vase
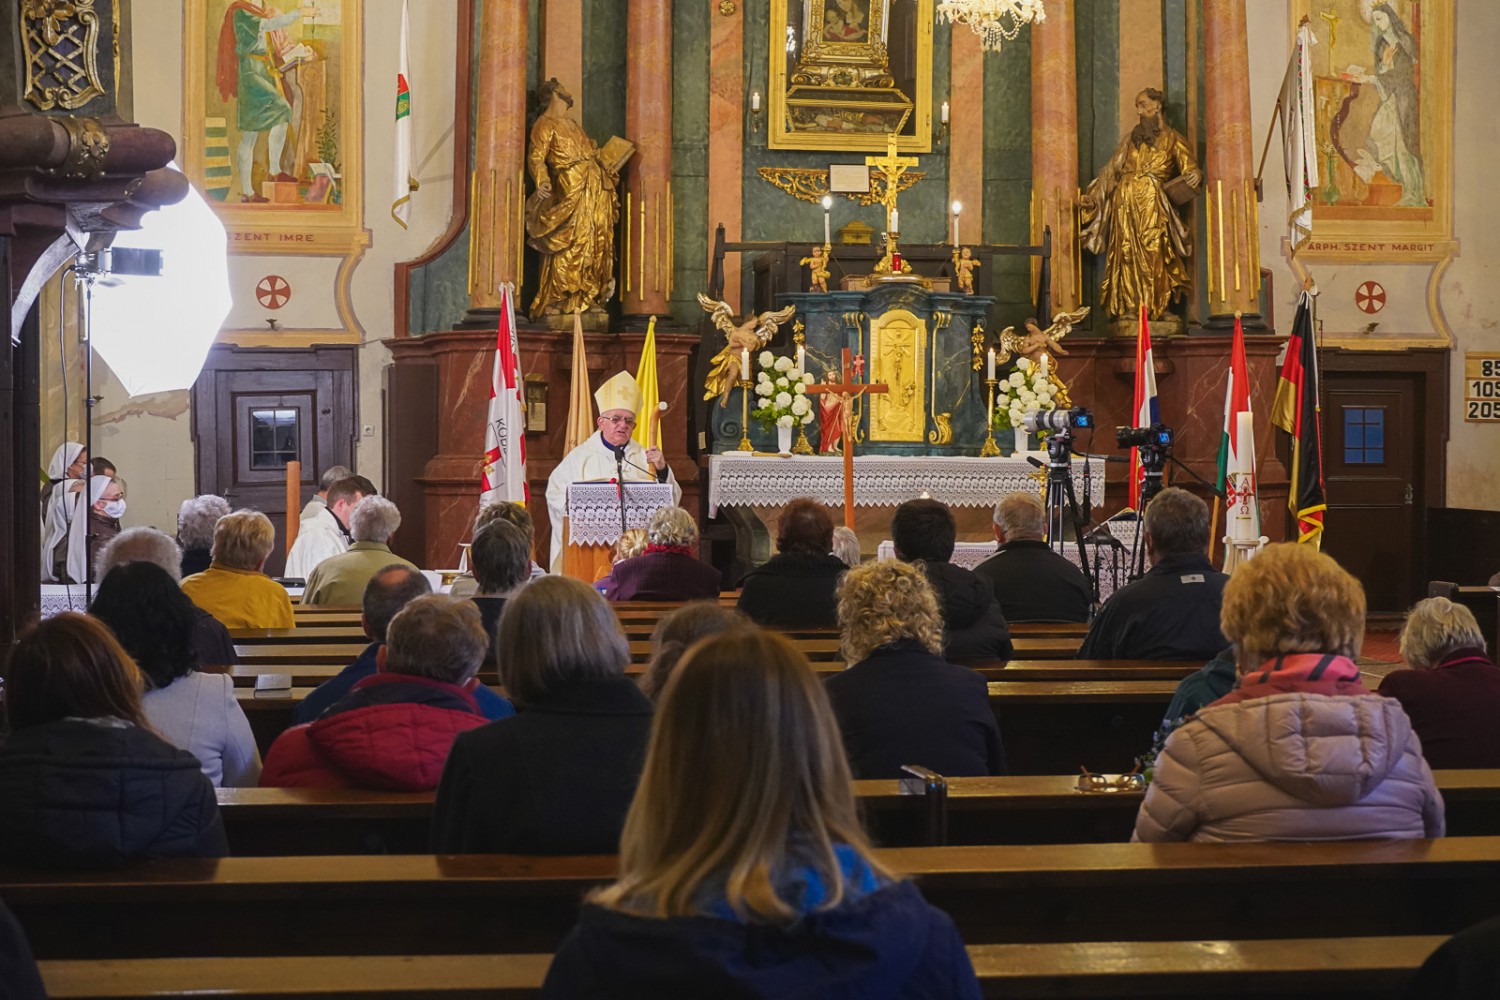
[776,423,793,454]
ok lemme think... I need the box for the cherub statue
[800,243,832,293]
[996,307,1090,407]
[698,293,798,405]
[951,246,981,294]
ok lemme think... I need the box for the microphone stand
[614,446,630,536]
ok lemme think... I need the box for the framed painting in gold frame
[769,0,934,153]
[182,0,366,258]
[1289,0,1452,248]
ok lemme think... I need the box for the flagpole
[1209,495,1221,563]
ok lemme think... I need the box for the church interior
[2,0,1500,994]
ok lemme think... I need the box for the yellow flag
[632,315,661,450]
[563,310,594,453]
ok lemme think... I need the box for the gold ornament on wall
[719,0,737,14]
[757,166,924,207]
[21,0,106,111]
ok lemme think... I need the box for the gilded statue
[1079,88,1201,320]
[525,79,625,317]
[801,244,831,293]
[997,307,1090,407]
[697,293,798,404]
[951,246,980,294]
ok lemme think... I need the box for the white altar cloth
[706,453,1106,517]
[566,481,678,547]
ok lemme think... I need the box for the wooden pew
[37,936,1443,999]
[8,839,1499,959]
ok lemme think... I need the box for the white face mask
[101,499,126,519]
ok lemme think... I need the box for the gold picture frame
[769,0,934,153]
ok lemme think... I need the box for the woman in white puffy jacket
[1134,543,1444,843]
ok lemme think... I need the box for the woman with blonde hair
[0,614,227,867]
[180,509,295,629]
[1378,597,1500,769]
[542,629,981,997]
[605,506,722,602]
[1134,543,1444,843]
[823,560,1004,779]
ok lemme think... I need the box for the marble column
[622,0,673,320]
[468,0,528,314]
[1030,0,1080,312]
[541,0,584,118]
[707,0,745,312]
[948,28,985,249]
[1202,0,1260,322]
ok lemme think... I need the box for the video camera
[1115,423,1174,450]
[1023,406,1094,435]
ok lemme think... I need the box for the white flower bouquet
[992,356,1058,432]
[751,351,817,432]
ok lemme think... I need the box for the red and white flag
[1128,304,1159,511]
[481,283,527,506]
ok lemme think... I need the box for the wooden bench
[37,936,1443,998]
[7,840,1498,959]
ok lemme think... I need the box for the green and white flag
[391,0,415,227]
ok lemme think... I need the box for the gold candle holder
[737,378,754,452]
[980,377,1002,457]
[792,421,815,455]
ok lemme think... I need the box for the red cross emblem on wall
[256,275,292,310]
[1355,281,1386,314]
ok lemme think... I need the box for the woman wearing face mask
[89,476,127,555]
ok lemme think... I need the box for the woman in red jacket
[260,596,494,790]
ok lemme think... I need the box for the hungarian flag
[1128,303,1159,511]
[390,0,415,228]
[481,283,528,506]
[1272,293,1326,546]
[1217,314,1261,573]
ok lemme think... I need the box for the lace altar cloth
[707,453,1106,517]
[566,482,678,547]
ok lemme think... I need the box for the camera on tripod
[1022,406,1094,435]
[1115,423,1174,450]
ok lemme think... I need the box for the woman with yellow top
[181,510,295,630]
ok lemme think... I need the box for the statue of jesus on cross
[866,131,918,275]
[808,348,888,529]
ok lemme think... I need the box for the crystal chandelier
[936,0,1047,54]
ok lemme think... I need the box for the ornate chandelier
[936,0,1047,53]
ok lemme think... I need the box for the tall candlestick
[796,344,806,373]
[1038,353,1049,379]
[951,200,961,246]
[741,347,750,379]
[986,348,996,381]
[890,208,899,233]
[822,195,832,244]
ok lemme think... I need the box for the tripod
[1041,431,1096,602]
[1126,445,1167,581]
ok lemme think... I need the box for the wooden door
[1321,373,1420,613]
[192,347,356,577]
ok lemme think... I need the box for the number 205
[1468,400,1499,420]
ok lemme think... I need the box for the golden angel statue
[997,306,1089,407]
[1079,88,1201,320]
[801,244,831,293]
[697,293,797,405]
[951,246,981,294]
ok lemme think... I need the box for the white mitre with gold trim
[594,371,643,415]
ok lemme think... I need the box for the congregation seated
[0,614,227,866]
[542,629,982,997]
[824,561,1005,779]
[640,602,750,701]
[1160,645,1236,726]
[97,526,238,668]
[0,900,44,999]
[432,576,653,854]
[592,528,647,598]
[890,498,1013,661]
[176,493,229,578]
[972,491,1091,623]
[283,475,372,581]
[831,525,861,567]
[467,518,534,666]
[1134,544,1444,843]
[1078,487,1228,661]
[1378,597,1500,769]
[260,596,494,791]
[295,567,515,724]
[181,510,295,630]
[450,500,548,598]
[737,498,848,628]
[297,463,353,523]
[604,506,722,602]
[91,562,261,788]
[302,495,418,606]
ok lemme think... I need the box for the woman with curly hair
[91,561,261,787]
[824,560,1004,779]
[542,629,981,997]
[605,507,722,602]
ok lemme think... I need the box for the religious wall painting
[769,0,934,152]
[183,0,369,344]
[1294,0,1452,245]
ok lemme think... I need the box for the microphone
[612,443,628,461]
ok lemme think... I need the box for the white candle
[986,348,996,381]
[751,91,761,112]
[741,348,750,381]
[1038,353,1049,379]
[797,344,806,373]
[890,208,899,233]
[940,101,950,124]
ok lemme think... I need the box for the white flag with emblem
[481,283,527,506]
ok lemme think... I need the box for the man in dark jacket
[1078,488,1229,660]
[973,491,1091,623]
[468,519,534,667]
[891,499,1013,661]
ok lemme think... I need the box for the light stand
[980,378,1002,457]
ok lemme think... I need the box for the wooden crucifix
[807,347,889,529]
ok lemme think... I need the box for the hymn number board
[1464,354,1500,423]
